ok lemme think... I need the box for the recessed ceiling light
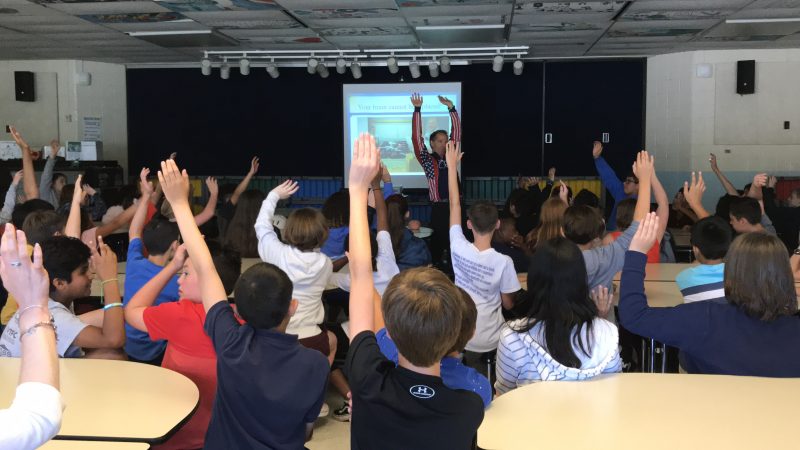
[415,24,505,31]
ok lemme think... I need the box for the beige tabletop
[41,441,150,450]
[479,373,800,450]
[613,263,696,282]
[0,359,198,443]
[614,281,684,307]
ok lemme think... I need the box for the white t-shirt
[330,231,400,296]
[0,382,63,450]
[0,300,88,358]
[450,225,521,352]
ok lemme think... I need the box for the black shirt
[204,302,329,450]
[345,331,484,450]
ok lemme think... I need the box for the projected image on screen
[343,83,462,190]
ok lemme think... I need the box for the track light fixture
[220,63,230,79]
[336,57,347,74]
[307,57,319,74]
[351,62,362,79]
[200,57,211,76]
[492,54,504,73]
[387,56,399,74]
[429,61,439,78]
[513,59,523,76]
[239,58,250,76]
[439,56,451,73]
[266,63,279,79]
[317,63,330,78]
[409,60,421,79]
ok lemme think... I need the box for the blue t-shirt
[321,226,349,260]
[375,328,492,407]
[204,302,329,450]
[675,263,726,304]
[122,238,179,361]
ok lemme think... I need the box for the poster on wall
[83,117,102,141]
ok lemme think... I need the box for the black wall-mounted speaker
[736,60,755,95]
[14,71,35,102]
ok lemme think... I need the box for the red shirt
[611,231,661,263]
[143,300,217,450]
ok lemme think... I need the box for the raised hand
[158,159,190,207]
[558,181,569,204]
[591,285,612,318]
[592,141,603,159]
[0,224,48,311]
[248,156,260,176]
[205,176,218,197]
[381,163,392,183]
[49,139,60,158]
[752,173,767,188]
[371,163,385,189]
[438,95,454,109]
[90,235,118,282]
[709,153,719,171]
[767,175,777,189]
[684,172,705,207]
[630,212,659,254]
[272,180,299,200]
[632,150,654,181]
[139,168,153,197]
[83,184,97,197]
[72,174,85,204]
[445,140,463,168]
[12,170,23,186]
[169,152,178,161]
[168,243,188,272]
[410,93,423,108]
[9,126,30,151]
[349,133,381,192]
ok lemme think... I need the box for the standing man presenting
[410,93,461,265]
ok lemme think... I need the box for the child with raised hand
[346,133,483,450]
[619,212,800,376]
[446,140,520,369]
[157,159,329,449]
[255,177,337,368]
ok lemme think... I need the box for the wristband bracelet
[18,304,46,319]
[21,320,56,340]
[101,278,118,286]
[103,302,123,311]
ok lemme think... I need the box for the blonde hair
[532,197,567,248]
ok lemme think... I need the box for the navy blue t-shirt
[203,302,329,450]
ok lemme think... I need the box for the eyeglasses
[624,178,639,184]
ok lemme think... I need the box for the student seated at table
[123,169,181,365]
[124,237,241,450]
[619,212,800,377]
[158,159,329,449]
[675,216,733,304]
[564,150,654,291]
[386,194,431,271]
[495,237,622,395]
[603,163,669,263]
[0,224,63,450]
[376,286,492,408]
[491,217,530,273]
[345,134,483,450]
[728,196,777,235]
[0,235,125,359]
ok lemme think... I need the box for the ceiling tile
[399,4,508,16]
[514,1,627,14]
[154,0,281,12]
[405,15,504,27]
[45,1,172,15]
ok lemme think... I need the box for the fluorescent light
[415,24,505,31]
[127,30,211,36]
[726,18,800,23]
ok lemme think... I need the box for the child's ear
[288,299,299,317]
[52,278,67,292]
[466,219,473,231]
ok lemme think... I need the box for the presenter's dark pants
[429,201,450,266]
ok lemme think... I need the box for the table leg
[649,338,656,373]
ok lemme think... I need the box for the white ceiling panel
[45,1,172,15]
[399,4,509,17]
[324,34,418,48]
[220,28,315,38]
[514,1,627,14]
[705,22,800,37]
[405,15,504,27]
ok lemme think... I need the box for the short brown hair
[563,205,604,245]
[283,208,329,251]
[448,287,477,354]
[22,210,65,245]
[615,198,637,231]
[467,200,498,235]
[724,233,798,321]
[382,268,462,366]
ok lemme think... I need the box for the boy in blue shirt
[676,217,733,303]
[159,159,329,449]
[123,169,180,365]
[592,140,638,230]
[376,286,492,407]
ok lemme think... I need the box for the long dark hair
[386,194,409,256]
[512,237,597,368]
[322,190,349,229]
[223,189,266,258]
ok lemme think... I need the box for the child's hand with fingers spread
[0,224,49,311]
[140,167,154,197]
[249,156,260,176]
[158,159,190,207]
[591,285,613,318]
[91,235,118,282]
[633,150,654,181]
[630,212,659,254]
[206,177,219,196]
[349,133,381,192]
[684,172,705,208]
[272,180,300,200]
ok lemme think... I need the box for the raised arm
[746,173,767,201]
[193,177,218,227]
[632,151,653,223]
[410,93,434,179]
[255,180,299,264]
[10,126,39,200]
[709,153,739,197]
[73,236,125,349]
[348,133,382,341]
[447,141,464,227]
[373,165,389,232]
[231,157,259,206]
[39,140,59,204]
[438,95,461,143]
[64,175,84,239]
[592,141,625,201]
[0,171,22,225]
[124,245,186,332]
[651,165,670,240]
[684,172,711,220]
[95,201,137,238]
[158,160,227,311]
[128,169,154,241]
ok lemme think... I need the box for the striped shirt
[411,106,461,202]
[675,263,726,304]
